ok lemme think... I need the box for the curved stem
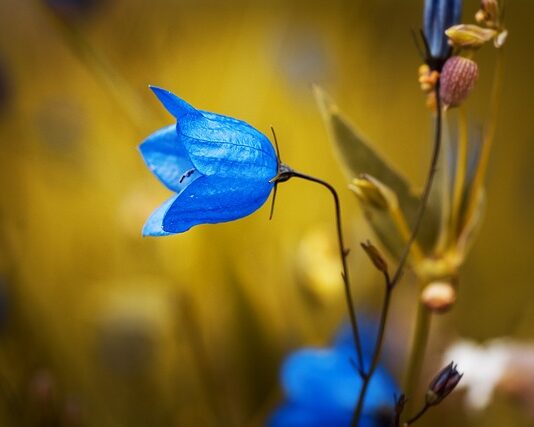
[404,403,431,426]
[287,170,365,373]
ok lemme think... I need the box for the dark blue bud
[426,361,463,405]
[423,0,463,65]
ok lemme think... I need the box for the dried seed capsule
[440,56,479,108]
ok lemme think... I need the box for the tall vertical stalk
[403,300,432,414]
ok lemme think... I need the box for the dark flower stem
[404,403,430,426]
[352,82,443,427]
[390,81,442,289]
[284,170,365,373]
[351,270,393,426]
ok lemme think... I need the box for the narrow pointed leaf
[313,85,440,254]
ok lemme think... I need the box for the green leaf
[313,85,440,255]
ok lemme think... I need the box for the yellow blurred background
[0,0,533,426]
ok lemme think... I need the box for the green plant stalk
[403,301,432,415]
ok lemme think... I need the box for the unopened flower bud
[421,281,456,313]
[360,240,388,276]
[350,175,397,211]
[446,24,497,49]
[426,362,463,405]
[440,56,479,108]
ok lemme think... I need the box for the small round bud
[440,56,479,108]
[421,281,456,313]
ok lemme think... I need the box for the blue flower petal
[178,114,278,180]
[424,0,463,59]
[149,86,203,120]
[142,195,178,236]
[139,125,202,192]
[161,175,273,233]
[281,348,397,414]
[149,88,278,181]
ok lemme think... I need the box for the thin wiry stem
[351,270,392,426]
[284,170,365,373]
[351,82,443,427]
[404,403,431,426]
[390,81,443,288]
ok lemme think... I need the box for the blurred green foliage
[0,0,533,426]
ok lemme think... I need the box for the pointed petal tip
[148,85,166,95]
[149,86,200,120]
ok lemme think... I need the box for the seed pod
[440,56,479,108]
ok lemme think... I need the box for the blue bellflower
[423,0,463,64]
[140,87,278,236]
[269,323,398,427]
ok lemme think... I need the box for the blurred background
[0,0,533,426]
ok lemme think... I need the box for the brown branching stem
[277,78,442,427]
[352,82,443,426]
[404,403,431,426]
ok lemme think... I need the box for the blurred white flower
[444,338,534,418]
[443,339,510,410]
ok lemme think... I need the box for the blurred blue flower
[140,87,278,236]
[423,0,463,64]
[269,323,398,427]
